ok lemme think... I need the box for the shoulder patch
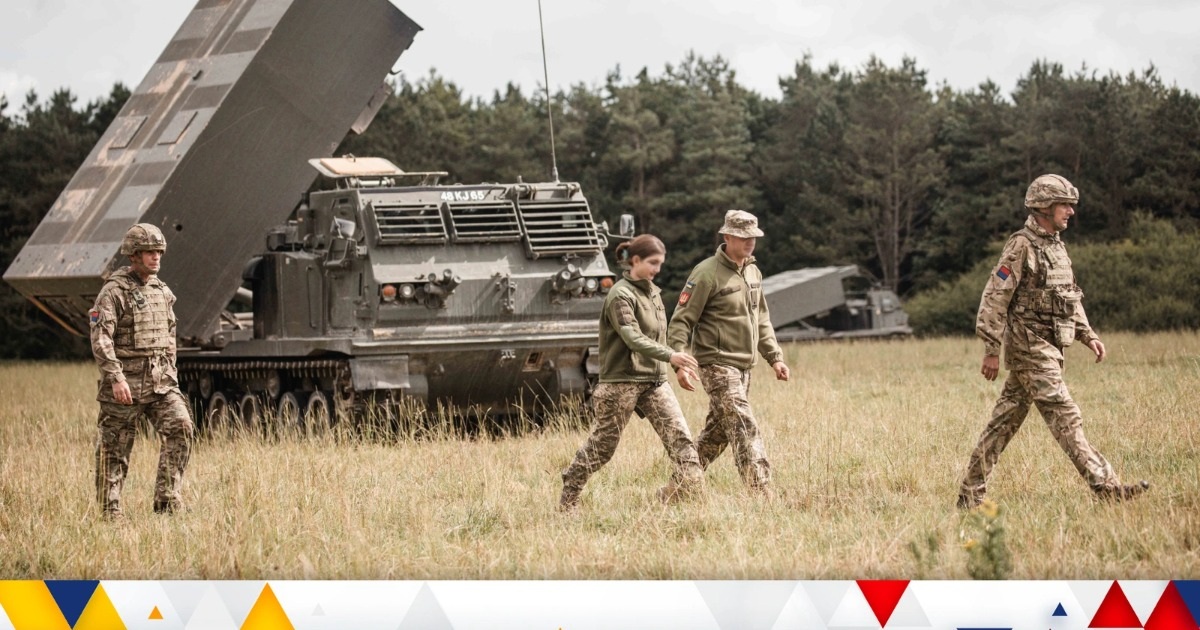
[89,310,100,324]
[678,291,691,306]
[996,265,1011,281]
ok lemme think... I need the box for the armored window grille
[371,202,447,244]
[446,201,521,242]
[516,200,603,258]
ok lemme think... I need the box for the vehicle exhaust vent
[372,202,447,244]
[447,201,522,242]
[516,200,603,258]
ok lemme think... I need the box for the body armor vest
[109,275,173,351]
[1011,227,1082,347]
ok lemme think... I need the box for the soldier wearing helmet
[957,175,1148,508]
[89,223,194,518]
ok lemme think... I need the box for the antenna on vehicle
[537,0,560,182]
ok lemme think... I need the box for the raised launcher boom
[3,0,421,344]
[178,157,621,427]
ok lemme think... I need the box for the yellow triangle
[240,583,294,630]
[74,584,127,630]
[149,605,164,620]
[0,581,71,630]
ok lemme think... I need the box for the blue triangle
[1174,581,1200,627]
[1052,603,1067,617]
[44,580,100,627]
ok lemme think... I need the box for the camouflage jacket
[976,215,1100,370]
[666,245,784,370]
[89,267,179,402]
[597,272,675,383]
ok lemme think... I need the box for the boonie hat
[717,209,764,238]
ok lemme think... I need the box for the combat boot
[1096,480,1150,502]
[558,484,582,512]
[153,499,184,514]
[956,492,983,510]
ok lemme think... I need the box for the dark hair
[614,234,666,267]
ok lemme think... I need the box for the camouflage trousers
[960,368,1118,500]
[96,389,194,515]
[562,382,702,494]
[696,364,771,491]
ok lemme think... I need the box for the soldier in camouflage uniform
[560,235,704,511]
[666,210,790,495]
[90,223,194,517]
[957,175,1149,509]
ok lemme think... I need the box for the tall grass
[1,332,1197,579]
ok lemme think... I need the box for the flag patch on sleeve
[995,265,1011,281]
[89,310,100,324]
[678,280,695,306]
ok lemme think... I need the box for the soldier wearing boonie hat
[957,175,1148,509]
[666,209,788,496]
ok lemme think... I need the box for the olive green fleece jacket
[597,272,676,383]
[666,245,784,370]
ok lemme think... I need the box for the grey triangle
[396,583,453,630]
[313,603,326,616]
[771,586,826,630]
[802,581,852,625]
[213,581,264,627]
[183,585,238,630]
[888,588,931,628]
[1068,580,1111,622]
[161,580,210,624]
[695,581,799,630]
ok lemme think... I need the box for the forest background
[2,53,1198,358]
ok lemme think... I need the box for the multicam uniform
[959,215,1120,501]
[90,266,193,516]
[666,245,784,491]
[560,272,702,507]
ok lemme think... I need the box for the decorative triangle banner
[1143,582,1198,630]
[1091,581,1144,629]
[857,580,909,627]
[44,580,99,628]
[74,585,126,630]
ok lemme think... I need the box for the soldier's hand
[772,361,790,381]
[676,367,697,392]
[1088,339,1106,363]
[981,354,1000,381]
[112,380,133,405]
[669,351,699,373]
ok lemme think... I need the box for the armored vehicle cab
[179,157,619,427]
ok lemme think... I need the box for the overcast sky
[3,0,1199,111]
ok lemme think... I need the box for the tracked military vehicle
[4,0,622,430]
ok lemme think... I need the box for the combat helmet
[1024,174,1079,211]
[119,223,167,255]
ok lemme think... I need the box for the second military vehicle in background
[763,266,912,341]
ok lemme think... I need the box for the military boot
[1096,480,1150,502]
[558,484,582,512]
[153,499,184,514]
[956,492,983,510]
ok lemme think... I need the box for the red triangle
[1144,582,1200,630]
[857,580,909,627]
[1091,581,1144,628]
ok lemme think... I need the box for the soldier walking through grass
[666,210,789,496]
[90,223,194,518]
[957,175,1148,509]
[559,235,705,511]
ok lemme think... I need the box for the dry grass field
[1,331,1198,580]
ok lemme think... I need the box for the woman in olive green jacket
[559,235,704,511]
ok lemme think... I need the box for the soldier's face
[130,250,163,277]
[1050,202,1075,232]
[724,235,756,262]
[630,253,665,281]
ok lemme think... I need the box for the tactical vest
[109,275,173,351]
[1011,227,1082,347]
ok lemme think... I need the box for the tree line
[2,54,1198,357]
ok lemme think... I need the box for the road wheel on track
[304,390,332,436]
[275,392,302,437]
[238,393,263,435]
[205,391,232,437]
